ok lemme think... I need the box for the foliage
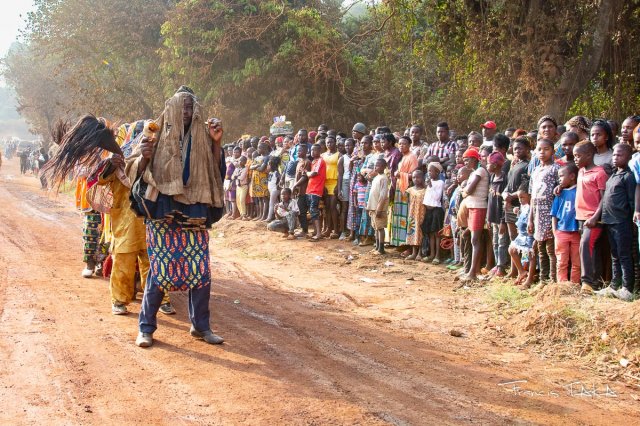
[3,0,640,140]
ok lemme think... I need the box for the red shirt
[576,166,608,220]
[306,157,327,196]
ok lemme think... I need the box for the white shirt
[423,179,444,207]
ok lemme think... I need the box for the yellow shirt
[98,159,146,254]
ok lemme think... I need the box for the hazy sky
[0,0,34,56]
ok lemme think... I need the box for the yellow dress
[322,151,340,193]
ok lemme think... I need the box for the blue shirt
[550,186,579,232]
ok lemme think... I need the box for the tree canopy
[4,0,639,142]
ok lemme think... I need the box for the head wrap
[428,161,443,173]
[487,151,505,167]
[463,147,481,160]
[308,131,317,143]
[537,115,558,128]
[566,116,592,135]
[139,89,223,207]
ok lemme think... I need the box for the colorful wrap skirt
[146,220,211,292]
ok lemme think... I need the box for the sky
[0,0,34,57]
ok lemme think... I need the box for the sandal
[432,258,441,265]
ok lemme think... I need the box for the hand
[110,154,124,169]
[140,137,154,160]
[208,118,223,144]
[394,171,400,178]
[553,185,561,196]
[527,222,534,235]
[584,216,597,228]
[334,185,339,196]
[634,211,640,224]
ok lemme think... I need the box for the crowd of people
[21,91,640,351]
[220,115,640,301]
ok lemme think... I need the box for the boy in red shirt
[306,144,327,241]
[573,141,608,294]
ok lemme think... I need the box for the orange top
[397,152,418,193]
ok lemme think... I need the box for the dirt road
[0,158,637,425]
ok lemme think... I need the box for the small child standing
[486,151,509,278]
[551,164,580,283]
[528,139,559,284]
[422,162,445,263]
[267,188,299,239]
[597,143,636,300]
[509,191,535,286]
[574,141,608,294]
[265,156,281,222]
[232,156,249,220]
[353,173,368,246]
[406,169,427,260]
[366,158,390,255]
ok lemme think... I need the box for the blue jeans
[491,223,510,271]
[608,221,634,291]
[306,194,321,221]
[139,281,211,334]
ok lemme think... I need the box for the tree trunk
[544,0,619,121]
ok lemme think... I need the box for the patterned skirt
[146,220,211,292]
[390,188,409,246]
[82,210,102,263]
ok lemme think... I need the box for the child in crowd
[551,164,580,283]
[265,156,281,222]
[250,143,270,221]
[486,151,509,278]
[267,188,299,240]
[292,143,310,237]
[557,132,579,165]
[306,143,327,242]
[590,119,614,170]
[338,138,355,240]
[597,143,636,300]
[406,169,427,260]
[225,146,242,219]
[448,166,472,271]
[232,155,249,220]
[509,190,535,286]
[503,136,530,278]
[528,138,559,284]
[423,162,445,263]
[574,140,608,294]
[367,158,390,255]
[460,147,489,282]
[353,173,368,245]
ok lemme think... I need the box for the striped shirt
[425,140,458,161]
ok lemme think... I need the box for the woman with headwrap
[132,87,226,347]
[566,116,591,142]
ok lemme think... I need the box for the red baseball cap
[480,121,497,130]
